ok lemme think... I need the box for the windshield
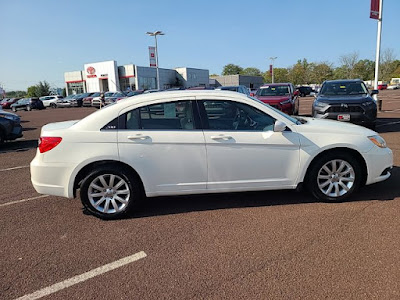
[247,96,301,125]
[256,85,290,96]
[320,82,368,96]
[105,92,115,97]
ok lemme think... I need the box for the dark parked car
[1,98,20,109]
[254,83,299,115]
[70,93,95,107]
[10,98,45,112]
[312,79,378,129]
[82,92,101,107]
[297,86,313,97]
[0,110,23,144]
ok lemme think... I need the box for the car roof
[260,83,291,87]
[324,79,362,84]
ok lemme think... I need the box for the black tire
[306,151,363,202]
[366,122,376,130]
[50,103,57,108]
[26,105,32,111]
[80,165,142,219]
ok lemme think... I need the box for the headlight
[280,99,291,105]
[368,135,387,148]
[313,100,328,108]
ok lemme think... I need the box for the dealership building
[64,60,210,95]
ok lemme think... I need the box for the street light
[269,56,277,83]
[146,30,165,90]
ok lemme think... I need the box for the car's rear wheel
[12,106,16,112]
[50,103,56,108]
[306,151,362,202]
[80,166,142,219]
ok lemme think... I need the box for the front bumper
[363,146,393,185]
[313,104,377,125]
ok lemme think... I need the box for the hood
[0,110,19,118]
[317,94,373,104]
[295,117,376,135]
[256,95,290,103]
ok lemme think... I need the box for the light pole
[146,30,165,90]
[269,56,277,83]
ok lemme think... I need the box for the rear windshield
[320,82,368,95]
[256,85,289,96]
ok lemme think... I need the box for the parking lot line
[15,251,147,300]
[0,195,49,207]
[0,165,29,172]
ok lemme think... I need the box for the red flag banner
[370,0,379,19]
[269,64,273,75]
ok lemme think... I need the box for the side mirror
[294,90,299,96]
[274,120,287,132]
[371,90,379,95]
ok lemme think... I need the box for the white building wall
[84,60,119,92]
[175,68,209,88]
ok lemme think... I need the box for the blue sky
[1,0,399,91]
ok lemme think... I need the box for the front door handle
[211,135,233,140]
[127,135,150,140]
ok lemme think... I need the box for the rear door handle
[127,135,150,140]
[211,135,233,140]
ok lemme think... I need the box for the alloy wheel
[317,159,355,198]
[88,174,131,214]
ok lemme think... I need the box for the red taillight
[39,137,62,153]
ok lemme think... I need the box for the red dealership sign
[370,0,379,19]
[148,46,157,67]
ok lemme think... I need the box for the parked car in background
[104,92,127,105]
[82,92,101,107]
[70,93,95,107]
[11,98,45,112]
[92,92,116,108]
[378,83,388,90]
[30,90,393,219]
[1,98,20,109]
[215,85,250,96]
[0,110,23,144]
[297,86,313,97]
[126,90,144,97]
[312,79,378,129]
[55,94,77,108]
[254,83,299,115]
[387,84,400,90]
[40,95,63,108]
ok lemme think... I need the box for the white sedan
[30,91,393,219]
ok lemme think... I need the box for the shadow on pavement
[122,166,399,219]
[376,117,400,133]
[0,139,38,153]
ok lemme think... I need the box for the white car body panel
[30,91,393,200]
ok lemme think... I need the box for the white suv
[39,95,64,108]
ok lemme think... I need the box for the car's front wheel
[80,166,142,219]
[306,151,363,202]
[50,103,56,108]
[26,105,32,111]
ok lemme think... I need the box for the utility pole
[373,0,383,102]
[146,31,165,90]
[269,57,277,83]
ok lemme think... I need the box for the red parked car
[254,83,299,115]
[1,98,20,109]
[378,83,387,90]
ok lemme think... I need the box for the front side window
[124,100,196,130]
[200,100,275,131]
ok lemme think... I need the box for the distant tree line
[5,81,67,98]
[219,49,400,85]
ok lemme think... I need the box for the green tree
[353,59,375,80]
[333,66,348,80]
[36,81,51,97]
[273,68,289,83]
[222,64,243,75]
[27,85,38,97]
[288,59,314,85]
[5,90,27,98]
[312,62,334,83]
[241,67,262,76]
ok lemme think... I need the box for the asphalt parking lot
[1,91,400,300]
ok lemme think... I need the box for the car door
[197,98,301,192]
[117,97,207,196]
